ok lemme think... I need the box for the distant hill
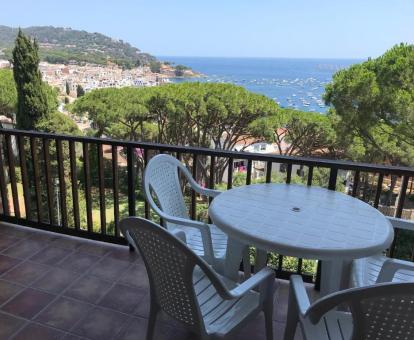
[0,25,157,69]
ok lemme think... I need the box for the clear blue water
[160,56,360,113]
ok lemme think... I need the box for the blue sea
[160,57,360,113]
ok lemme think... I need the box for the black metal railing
[0,128,413,284]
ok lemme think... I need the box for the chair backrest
[119,217,229,332]
[143,154,189,224]
[306,282,414,340]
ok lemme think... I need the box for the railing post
[0,137,9,216]
[17,135,31,221]
[97,144,106,234]
[56,139,67,228]
[328,167,338,191]
[191,153,197,220]
[127,146,136,217]
[69,141,80,230]
[389,175,409,258]
[6,134,20,218]
[112,145,119,236]
[83,142,93,232]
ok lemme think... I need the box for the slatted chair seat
[351,254,414,287]
[171,224,228,259]
[284,275,414,340]
[192,267,260,336]
[350,217,414,288]
[120,217,275,340]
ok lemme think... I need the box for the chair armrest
[228,267,275,299]
[376,258,414,283]
[171,229,187,243]
[387,217,414,231]
[290,275,311,316]
[179,163,222,198]
[192,185,222,198]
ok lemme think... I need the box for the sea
[160,57,360,113]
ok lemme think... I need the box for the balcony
[0,128,414,339]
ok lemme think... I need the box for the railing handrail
[1,127,413,176]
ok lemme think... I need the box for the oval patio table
[209,183,394,296]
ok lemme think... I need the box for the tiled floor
[0,222,312,340]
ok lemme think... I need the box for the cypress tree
[76,84,85,97]
[66,81,70,95]
[12,29,49,130]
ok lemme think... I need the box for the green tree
[325,44,414,166]
[76,84,85,97]
[12,29,50,130]
[174,64,189,77]
[65,81,70,96]
[0,69,17,118]
[250,108,337,157]
[36,111,80,135]
[149,61,161,73]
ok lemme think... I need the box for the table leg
[320,259,352,296]
[256,249,268,272]
[223,237,245,281]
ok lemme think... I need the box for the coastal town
[0,58,197,97]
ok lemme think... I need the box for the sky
[0,0,413,59]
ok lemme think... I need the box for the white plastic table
[209,183,394,295]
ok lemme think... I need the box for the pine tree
[12,29,49,130]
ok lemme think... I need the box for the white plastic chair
[350,217,414,287]
[143,154,246,278]
[119,217,275,340]
[284,274,414,340]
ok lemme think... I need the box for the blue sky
[1,0,413,59]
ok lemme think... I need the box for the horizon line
[157,55,366,61]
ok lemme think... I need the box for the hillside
[0,25,157,69]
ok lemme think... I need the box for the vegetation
[76,84,85,97]
[325,43,414,167]
[0,69,17,117]
[72,82,281,182]
[149,61,161,73]
[12,29,50,130]
[0,25,157,69]
[251,108,337,157]
[174,64,190,77]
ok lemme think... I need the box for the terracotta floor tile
[76,242,112,257]
[35,297,91,331]
[0,279,23,305]
[0,235,20,251]
[99,284,146,314]
[88,257,131,281]
[13,322,65,340]
[118,262,149,289]
[64,275,112,304]
[32,267,80,294]
[0,254,21,275]
[72,306,129,340]
[2,239,45,259]
[51,237,83,250]
[2,261,51,285]
[58,252,100,273]
[29,246,71,266]
[1,288,55,319]
[106,247,140,263]
[0,311,25,339]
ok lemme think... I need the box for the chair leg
[146,303,159,340]
[284,292,298,340]
[264,299,274,340]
